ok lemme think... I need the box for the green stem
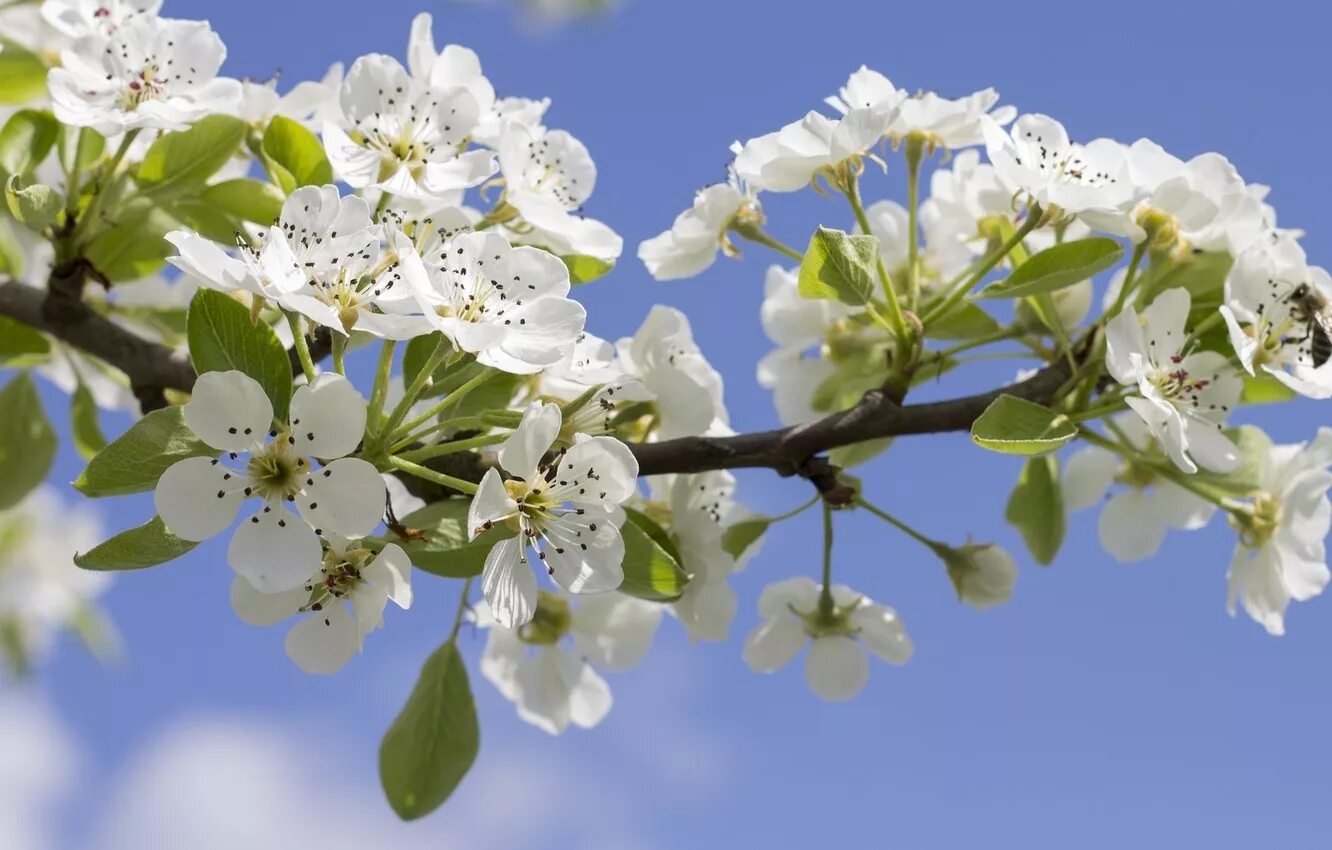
[385,455,478,495]
[398,431,510,463]
[904,134,926,310]
[330,334,347,376]
[771,494,820,524]
[391,367,495,446]
[1066,395,1129,423]
[448,577,474,643]
[381,337,451,443]
[732,225,804,262]
[855,498,941,550]
[920,207,1042,328]
[366,340,396,439]
[843,177,909,343]
[374,191,394,222]
[286,312,318,382]
[1185,310,1225,349]
[818,501,835,615]
[73,128,139,244]
[931,325,1023,361]
[1109,242,1148,318]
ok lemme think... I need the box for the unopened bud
[936,542,1017,611]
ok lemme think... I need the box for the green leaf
[165,197,241,244]
[619,513,689,601]
[187,289,294,422]
[0,373,56,510]
[0,316,49,361]
[623,506,683,565]
[136,115,248,198]
[721,516,770,559]
[1005,455,1065,565]
[1241,372,1297,405]
[5,175,61,230]
[798,226,880,306]
[70,381,107,460]
[74,516,197,571]
[380,640,479,820]
[59,126,106,176]
[76,405,214,497]
[971,394,1077,455]
[979,238,1124,299]
[562,254,613,284]
[200,178,284,225]
[0,39,49,105]
[84,200,176,281]
[1137,250,1232,308]
[0,109,59,176]
[261,116,333,193]
[394,499,507,578]
[927,301,1002,340]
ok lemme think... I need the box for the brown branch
[0,275,1078,493]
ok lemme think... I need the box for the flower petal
[804,636,869,701]
[499,403,561,477]
[154,457,245,542]
[742,615,806,673]
[229,575,305,626]
[297,458,385,539]
[851,603,914,664]
[1098,489,1167,562]
[228,504,323,593]
[363,543,413,609]
[288,373,367,459]
[481,536,538,628]
[284,602,361,675]
[184,371,272,452]
[571,594,662,671]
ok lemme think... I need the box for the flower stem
[818,501,835,616]
[903,133,926,310]
[385,455,478,495]
[74,128,139,244]
[380,336,450,443]
[854,498,941,550]
[448,576,474,643]
[1077,427,1237,510]
[366,340,396,440]
[771,494,820,524]
[286,312,318,382]
[390,366,495,447]
[330,334,347,375]
[1109,242,1148,319]
[920,206,1042,328]
[843,176,909,343]
[732,225,804,262]
[397,431,510,463]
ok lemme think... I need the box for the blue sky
[8,0,1332,847]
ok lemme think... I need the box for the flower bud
[937,542,1017,610]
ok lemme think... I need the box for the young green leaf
[261,116,333,193]
[971,394,1077,455]
[0,372,56,510]
[562,254,614,284]
[187,289,294,422]
[74,516,197,571]
[1240,372,1297,405]
[619,514,689,601]
[926,301,1003,340]
[979,237,1123,300]
[0,316,50,361]
[394,499,507,578]
[1005,454,1065,565]
[0,39,49,105]
[200,178,285,225]
[0,109,59,176]
[380,640,479,820]
[798,226,880,306]
[76,405,214,497]
[70,382,107,460]
[136,114,248,198]
[4,175,61,230]
[84,200,176,281]
[721,516,770,559]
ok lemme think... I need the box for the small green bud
[936,541,1018,611]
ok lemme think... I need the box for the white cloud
[0,693,81,850]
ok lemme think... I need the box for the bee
[1285,282,1332,369]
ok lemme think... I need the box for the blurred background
[5,0,1332,847]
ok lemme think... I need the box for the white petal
[467,469,515,539]
[742,615,806,673]
[481,536,538,628]
[756,576,820,618]
[1104,306,1148,385]
[288,373,367,459]
[499,403,561,477]
[566,662,613,729]
[671,580,737,643]
[229,575,305,626]
[154,457,244,542]
[1062,446,1118,512]
[297,458,385,539]
[571,594,662,671]
[284,603,361,675]
[184,371,273,452]
[851,603,914,664]
[561,435,640,504]
[363,543,413,609]
[228,504,323,593]
[1098,490,1167,562]
[539,510,625,595]
[804,636,869,701]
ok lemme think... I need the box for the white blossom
[40,0,160,39]
[638,175,757,281]
[230,537,412,675]
[617,305,731,439]
[941,543,1018,610]
[825,66,1014,149]
[1064,415,1216,562]
[1105,287,1242,474]
[732,108,891,193]
[1227,428,1332,636]
[476,591,660,734]
[743,577,912,702]
[233,63,343,130]
[983,113,1133,215]
[48,15,241,134]
[154,371,385,593]
[467,403,639,628]
[1220,238,1332,399]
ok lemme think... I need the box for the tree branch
[0,276,1077,492]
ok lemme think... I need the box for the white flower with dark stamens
[920,148,1015,277]
[983,114,1133,215]
[1064,414,1217,562]
[322,53,494,200]
[168,185,431,338]
[496,121,623,262]
[475,591,660,734]
[48,15,241,135]
[1220,239,1332,399]
[41,0,160,39]
[467,403,639,629]
[473,95,551,148]
[1226,428,1332,636]
[230,536,411,675]
[638,171,759,281]
[648,471,746,642]
[405,12,494,113]
[617,305,731,439]
[1105,287,1242,474]
[825,66,1015,149]
[732,108,893,193]
[233,63,343,130]
[407,229,586,374]
[540,331,652,439]
[743,577,912,702]
[154,371,385,593]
